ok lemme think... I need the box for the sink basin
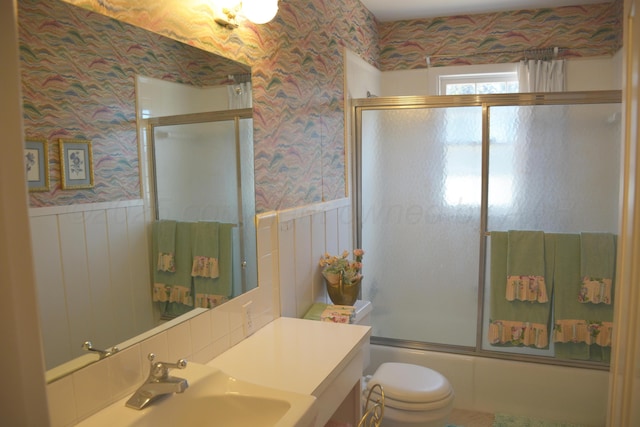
[129,395,292,427]
[76,363,317,427]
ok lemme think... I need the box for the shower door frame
[143,108,254,294]
[351,90,621,370]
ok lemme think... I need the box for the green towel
[152,220,177,272]
[507,230,545,276]
[192,221,220,278]
[488,232,552,348]
[192,222,234,302]
[506,230,548,302]
[153,221,194,318]
[152,220,188,289]
[193,222,220,256]
[580,232,616,280]
[303,303,329,321]
[155,220,176,254]
[552,233,613,362]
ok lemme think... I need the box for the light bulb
[242,0,278,24]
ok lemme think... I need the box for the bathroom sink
[76,363,317,427]
[129,395,292,426]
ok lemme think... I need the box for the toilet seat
[367,362,454,411]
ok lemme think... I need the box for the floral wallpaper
[378,1,622,69]
[22,0,621,212]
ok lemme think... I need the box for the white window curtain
[227,82,252,109]
[518,59,566,92]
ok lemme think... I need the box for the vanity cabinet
[208,317,371,426]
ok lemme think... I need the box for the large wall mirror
[19,0,256,381]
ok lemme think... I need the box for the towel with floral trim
[578,232,615,305]
[488,231,552,349]
[153,220,177,272]
[553,233,614,362]
[191,222,220,279]
[320,305,355,324]
[506,230,548,303]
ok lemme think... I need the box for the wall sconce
[214,0,278,29]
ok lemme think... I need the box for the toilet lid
[367,362,453,404]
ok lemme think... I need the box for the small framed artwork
[25,139,50,192]
[59,138,94,190]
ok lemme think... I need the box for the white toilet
[364,362,455,427]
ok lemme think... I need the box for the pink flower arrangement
[319,249,364,285]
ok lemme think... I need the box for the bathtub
[365,344,608,426]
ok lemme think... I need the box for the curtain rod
[426,46,563,67]
[228,72,251,83]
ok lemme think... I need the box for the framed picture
[59,139,94,190]
[25,139,49,192]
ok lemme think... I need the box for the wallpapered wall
[24,0,620,212]
[44,0,379,212]
[379,1,622,69]
[20,0,249,207]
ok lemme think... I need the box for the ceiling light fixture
[214,0,279,29]
[241,0,279,24]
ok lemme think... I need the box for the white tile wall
[46,211,280,426]
[30,201,155,371]
[46,198,353,426]
[277,198,353,319]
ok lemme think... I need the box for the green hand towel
[507,230,546,276]
[155,220,176,253]
[192,222,220,279]
[153,220,176,272]
[506,230,548,302]
[152,220,190,288]
[303,303,330,321]
[488,232,552,349]
[153,221,194,318]
[553,233,614,362]
[192,222,234,302]
[580,232,616,279]
[554,234,614,322]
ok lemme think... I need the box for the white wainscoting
[277,198,353,318]
[29,200,155,370]
[46,211,279,426]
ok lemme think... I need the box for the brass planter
[324,274,362,306]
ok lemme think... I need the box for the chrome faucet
[125,353,189,410]
[82,341,119,359]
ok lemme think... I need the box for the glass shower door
[359,106,483,347]
[482,102,621,357]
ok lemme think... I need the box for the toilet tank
[353,300,372,326]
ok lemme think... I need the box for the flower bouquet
[319,249,364,305]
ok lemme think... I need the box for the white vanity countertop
[207,317,371,397]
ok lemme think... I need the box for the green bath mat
[493,413,589,427]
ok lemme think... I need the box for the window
[442,72,517,207]
[439,72,519,95]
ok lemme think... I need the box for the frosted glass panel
[360,107,482,347]
[482,102,621,356]
[155,121,238,222]
[487,104,621,233]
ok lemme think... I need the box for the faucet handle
[146,353,187,380]
[82,341,119,359]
